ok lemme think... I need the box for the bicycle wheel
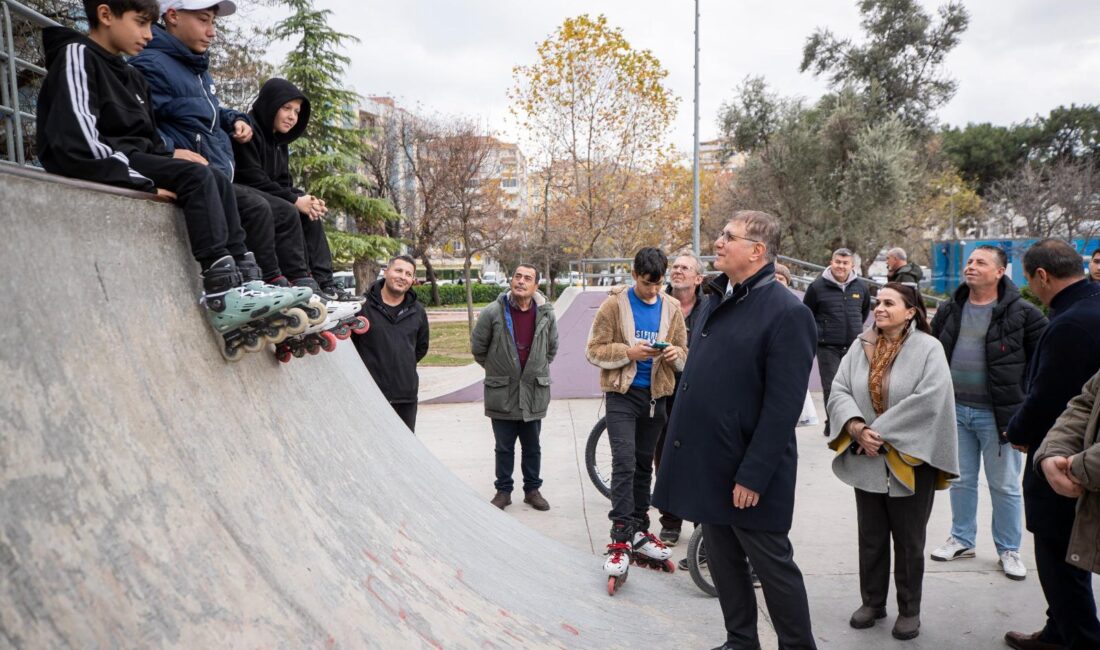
[585,416,613,499]
[687,526,718,597]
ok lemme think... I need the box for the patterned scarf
[869,333,905,415]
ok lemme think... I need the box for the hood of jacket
[44,27,128,73]
[822,266,858,291]
[250,78,311,144]
[145,24,209,73]
[367,278,419,314]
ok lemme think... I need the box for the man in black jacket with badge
[352,255,429,431]
[803,248,870,436]
[654,211,818,650]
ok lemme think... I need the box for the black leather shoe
[1004,630,1062,650]
[849,605,887,629]
[892,614,920,640]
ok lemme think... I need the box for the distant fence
[571,255,946,306]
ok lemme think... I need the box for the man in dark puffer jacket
[929,245,1046,581]
[803,247,870,436]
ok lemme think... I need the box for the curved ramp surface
[0,169,709,648]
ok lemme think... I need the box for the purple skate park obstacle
[0,167,714,647]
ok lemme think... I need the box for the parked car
[333,271,357,295]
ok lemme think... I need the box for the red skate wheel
[607,576,617,596]
[276,348,292,363]
[319,331,337,352]
[333,327,350,341]
[351,316,370,335]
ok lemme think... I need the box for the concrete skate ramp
[0,168,713,648]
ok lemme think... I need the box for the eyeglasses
[717,229,761,245]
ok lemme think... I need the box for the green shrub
[412,283,504,305]
[411,281,571,305]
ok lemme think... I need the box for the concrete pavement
[418,391,1086,649]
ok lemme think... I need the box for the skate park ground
[415,286,1097,649]
[417,392,1081,650]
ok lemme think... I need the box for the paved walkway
[418,392,1088,649]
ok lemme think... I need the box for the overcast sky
[263,0,1100,155]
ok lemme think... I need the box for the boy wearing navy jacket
[131,0,312,289]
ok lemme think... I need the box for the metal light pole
[691,0,701,256]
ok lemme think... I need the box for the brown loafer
[490,490,511,509]
[849,605,887,629]
[1004,630,1061,650]
[523,489,550,511]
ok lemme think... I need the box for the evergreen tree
[274,0,397,271]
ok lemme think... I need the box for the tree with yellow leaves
[510,14,679,259]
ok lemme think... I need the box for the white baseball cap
[159,0,237,17]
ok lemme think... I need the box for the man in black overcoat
[653,210,818,650]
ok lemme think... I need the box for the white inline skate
[604,540,632,596]
[631,530,675,573]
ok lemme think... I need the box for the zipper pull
[649,399,656,418]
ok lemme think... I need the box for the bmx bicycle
[585,414,716,597]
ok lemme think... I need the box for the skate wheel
[305,337,321,355]
[319,331,337,352]
[333,326,350,341]
[291,345,306,358]
[242,332,265,353]
[265,325,288,345]
[351,316,370,335]
[284,307,308,336]
[305,303,327,326]
[607,576,617,596]
[276,348,292,363]
[663,559,675,573]
[221,343,245,362]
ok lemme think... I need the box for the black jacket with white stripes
[36,27,163,193]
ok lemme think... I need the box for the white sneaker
[930,537,975,561]
[999,550,1027,581]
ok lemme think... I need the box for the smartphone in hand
[650,341,670,350]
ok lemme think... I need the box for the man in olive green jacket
[1036,368,1100,575]
[471,264,558,512]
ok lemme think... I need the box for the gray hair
[730,210,780,263]
[887,247,907,261]
[832,248,853,259]
[674,253,706,275]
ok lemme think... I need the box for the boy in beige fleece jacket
[586,247,688,590]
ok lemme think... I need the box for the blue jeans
[948,404,1024,553]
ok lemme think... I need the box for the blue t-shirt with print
[628,287,661,388]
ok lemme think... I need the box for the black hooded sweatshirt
[232,78,311,204]
[352,280,430,404]
[36,27,164,193]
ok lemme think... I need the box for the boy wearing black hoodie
[36,0,305,358]
[232,78,356,302]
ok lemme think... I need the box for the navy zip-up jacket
[130,24,247,179]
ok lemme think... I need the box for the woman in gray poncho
[826,283,959,642]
